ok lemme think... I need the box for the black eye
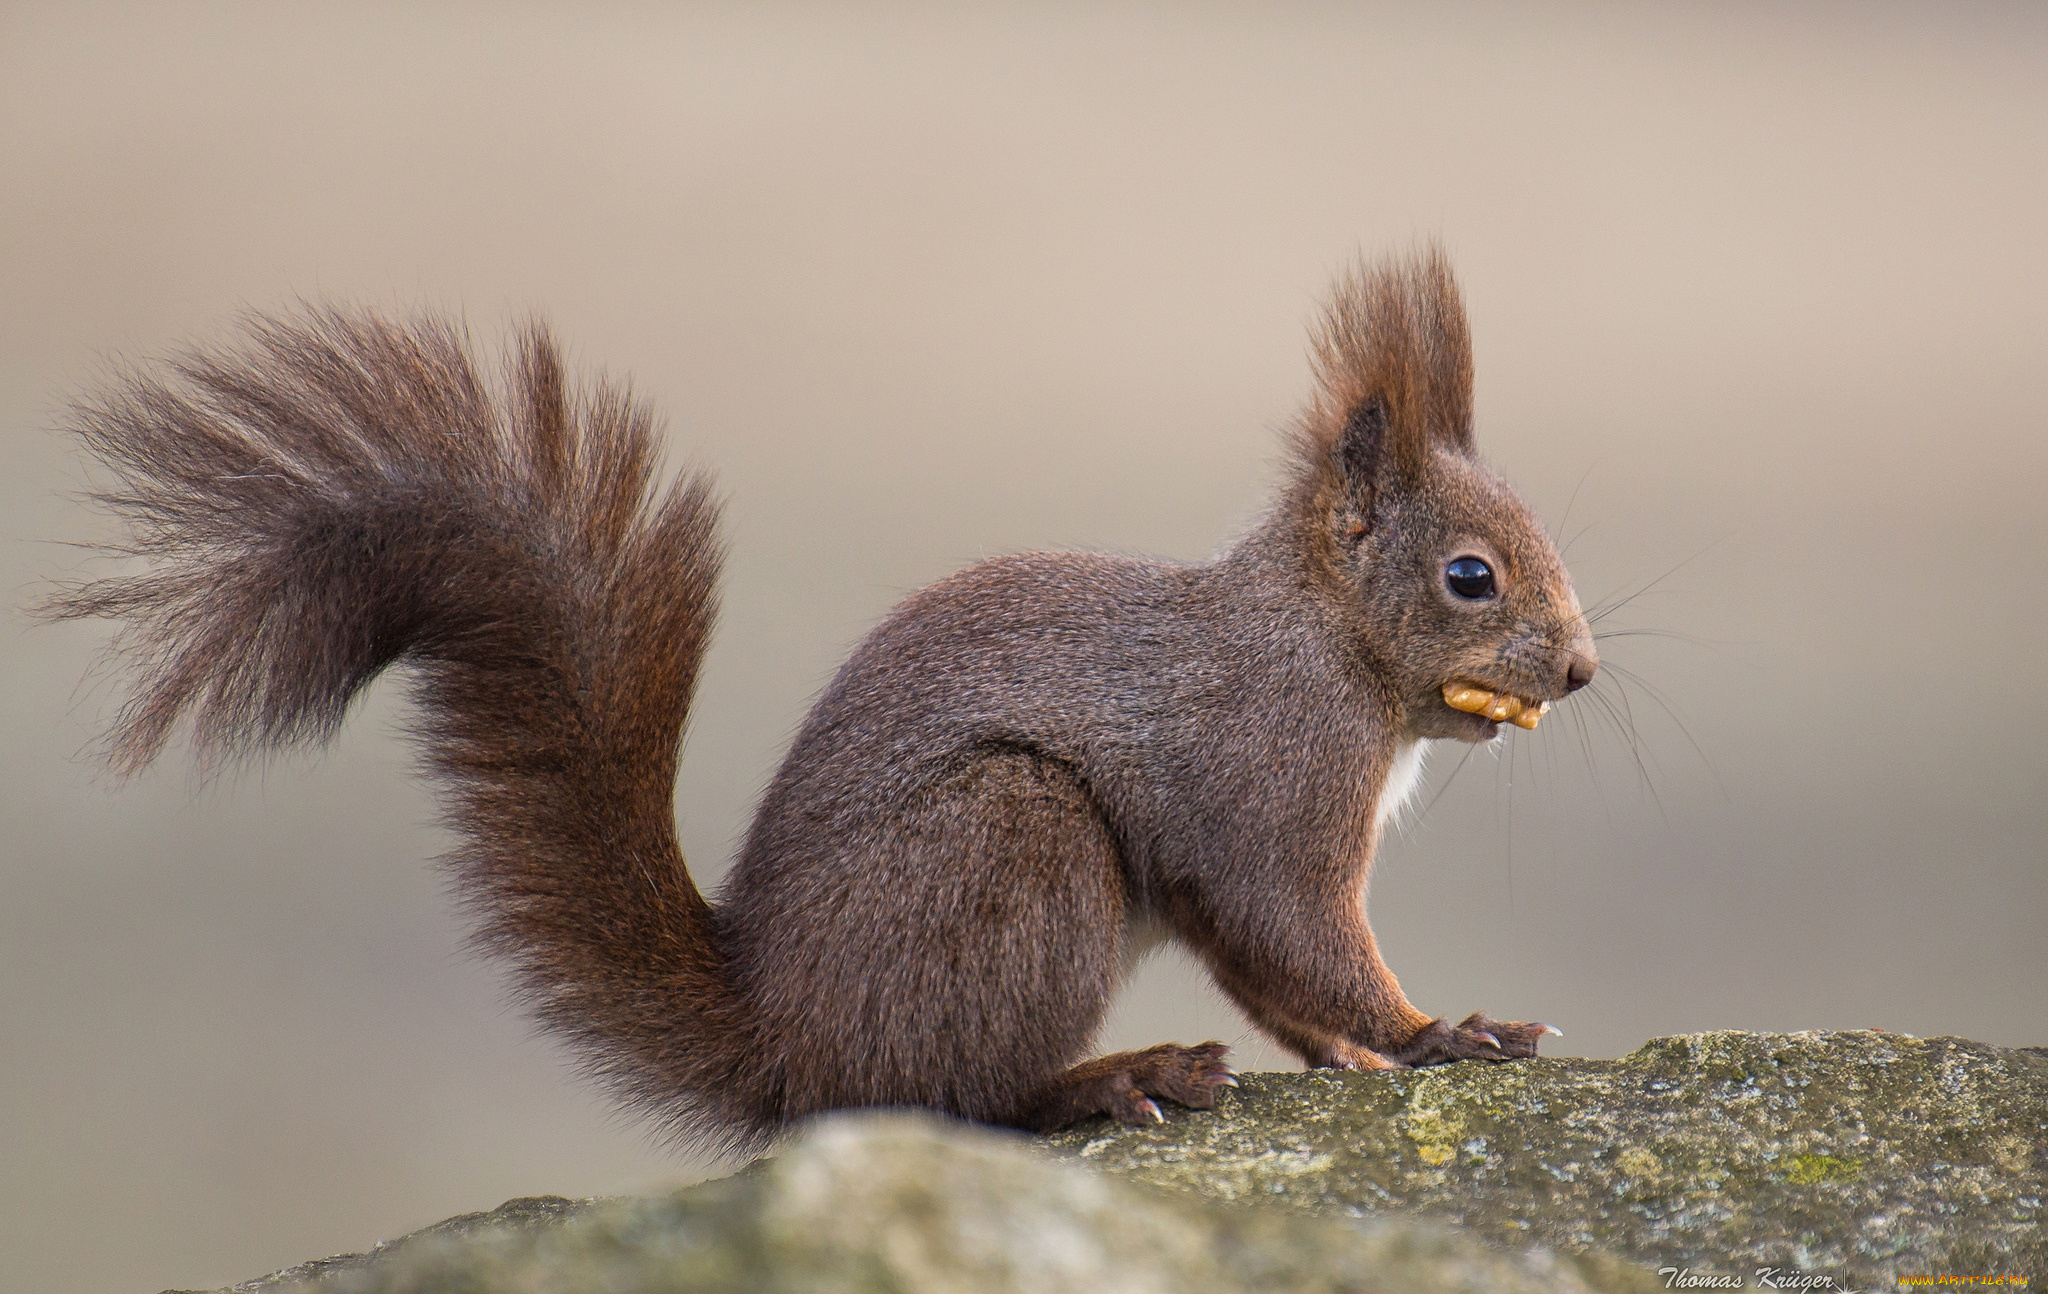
[1445,557,1496,600]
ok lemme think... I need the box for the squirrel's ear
[1301,244,1475,495]
[1336,397,1388,512]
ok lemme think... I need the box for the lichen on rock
[215,1115,1651,1294]
[1046,1030,2048,1283]
[179,1030,2047,1293]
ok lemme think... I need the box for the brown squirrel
[47,245,1595,1152]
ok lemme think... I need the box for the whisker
[1600,677,1676,825]
[1554,459,1601,552]
[1566,694,1610,820]
[1577,676,1669,824]
[1505,725,1515,914]
[1561,518,1603,562]
[1591,628,1739,649]
[1595,660,1728,802]
[1582,542,1717,626]
[1418,739,1481,819]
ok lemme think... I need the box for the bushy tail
[42,308,774,1152]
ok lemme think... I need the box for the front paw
[1389,1012,1560,1066]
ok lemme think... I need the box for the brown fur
[42,246,1595,1151]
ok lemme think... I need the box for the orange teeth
[1441,683,1551,730]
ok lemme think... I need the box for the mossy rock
[181,1030,2048,1292]
[1047,1030,2048,1282]
[199,1115,1653,1294]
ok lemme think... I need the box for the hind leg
[1016,1040,1239,1132]
[900,755,1238,1132]
[731,750,1139,1126]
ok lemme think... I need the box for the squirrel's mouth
[1442,681,1551,731]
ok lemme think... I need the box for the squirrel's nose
[1565,655,1597,693]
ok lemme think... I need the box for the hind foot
[1019,1041,1238,1132]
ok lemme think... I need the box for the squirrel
[45,244,1595,1153]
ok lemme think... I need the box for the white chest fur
[1374,739,1430,834]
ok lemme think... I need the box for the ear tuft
[1298,242,1475,488]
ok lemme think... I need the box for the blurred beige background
[4,2,2044,1291]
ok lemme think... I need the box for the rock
[179,1196,598,1293]
[1047,1030,2048,1284]
[198,1116,1652,1294]
[184,1031,2048,1292]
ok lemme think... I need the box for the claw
[1140,1097,1164,1123]
[1541,1025,1563,1038]
[1215,1075,1240,1087]
[1474,1031,1502,1051]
